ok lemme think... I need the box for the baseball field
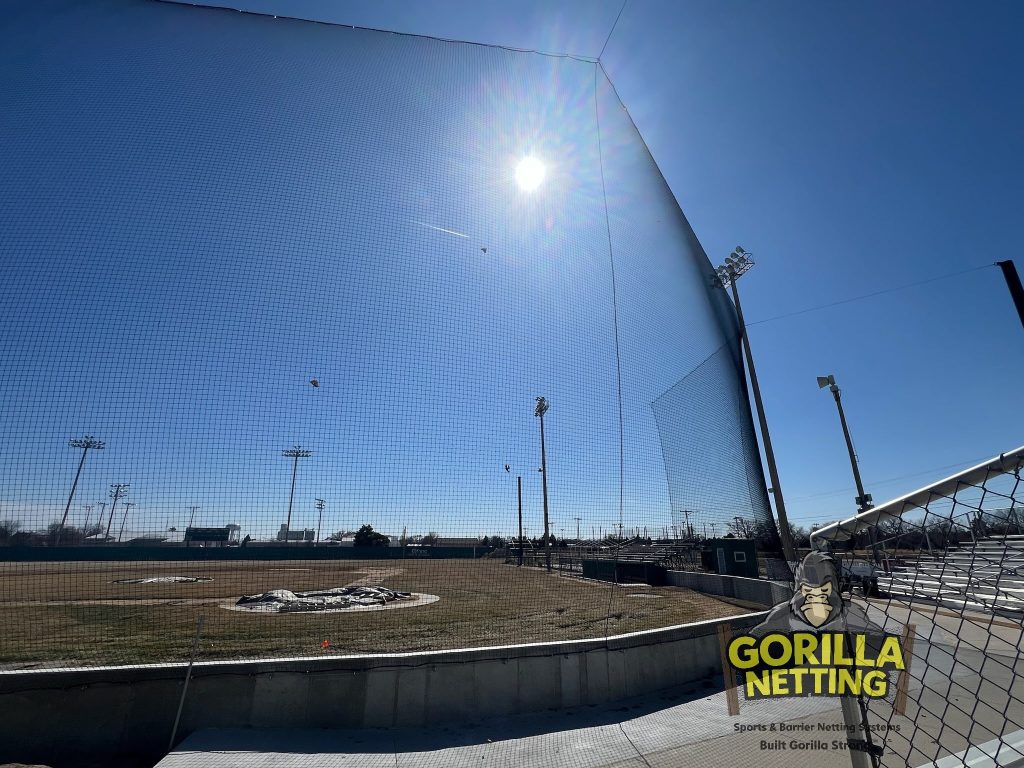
[0,559,754,668]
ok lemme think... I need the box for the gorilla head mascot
[748,551,878,637]
[792,551,843,628]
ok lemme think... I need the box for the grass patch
[0,560,752,667]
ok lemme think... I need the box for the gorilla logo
[748,551,878,637]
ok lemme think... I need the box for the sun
[515,156,546,191]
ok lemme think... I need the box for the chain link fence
[811,446,1024,767]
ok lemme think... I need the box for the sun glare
[515,156,546,191]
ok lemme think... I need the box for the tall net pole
[535,397,551,572]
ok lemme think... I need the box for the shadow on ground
[171,675,724,757]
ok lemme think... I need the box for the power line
[785,453,995,517]
[599,0,628,61]
[745,263,993,327]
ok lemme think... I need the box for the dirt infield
[0,559,752,668]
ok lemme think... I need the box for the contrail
[412,220,469,239]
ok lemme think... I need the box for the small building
[436,537,482,548]
[276,525,314,542]
[701,537,758,578]
[185,526,237,547]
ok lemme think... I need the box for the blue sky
[2,0,1021,540]
[238,0,1024,529]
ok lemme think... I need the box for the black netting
[1,0,776,670]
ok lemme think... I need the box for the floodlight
[817,375,835,389]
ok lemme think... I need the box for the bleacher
[878,534,1024,615]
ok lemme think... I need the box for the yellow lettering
[862,670,888,697]
[877,636,905,670]
[832,634,853,666]
[793,633,818,666]
[809,667,830,693]
[761,634,792,667]
[729,636,759,669]
[838,668,861,695]
[771,667,790,695]
[854,634,875,667]
[745,670,771,697]
[790,666,807,695]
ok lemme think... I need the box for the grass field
[0,559,755,668]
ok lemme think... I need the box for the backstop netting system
[0,0,781,669]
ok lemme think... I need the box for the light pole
[505,464,525,567]
[535,397,552,572]
[715,247,797,563]
[315,498,325,544]
[105,484,129,542]
[118,502,135,543]
[59,436,105,542]
[816,375,881,564]
[574,516,581,542]
[997,260,1024,331]
[283,446,312,540]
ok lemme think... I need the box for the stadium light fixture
[59,435,105,542]
[713,247,796,563]
[283,446,313,541]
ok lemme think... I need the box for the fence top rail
[810,445,1024,545]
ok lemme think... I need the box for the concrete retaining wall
[666,570,791,607]
[0,612,766,766]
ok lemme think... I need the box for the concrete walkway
[159,682,860,768]
[158,598,1024,768]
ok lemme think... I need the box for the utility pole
[282,446,312,540]
[96,502,106,536]
[517,475,524,567]
[59,436,105,542]
[82,505,94,533]
[105,484,129,542]
[118,502,135,543]
[188,505,201,529]
[997,260,1024,331]
[315,498,325,543]
[535,397,552,572]
[680,510,692,540]
[574,516,581,542]
[714,248,797,562]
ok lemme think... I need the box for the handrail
[810,446,1024,545]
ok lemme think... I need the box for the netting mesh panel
[651,345,777,547]
[0,0,774,668]
[814,454,1024,767]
